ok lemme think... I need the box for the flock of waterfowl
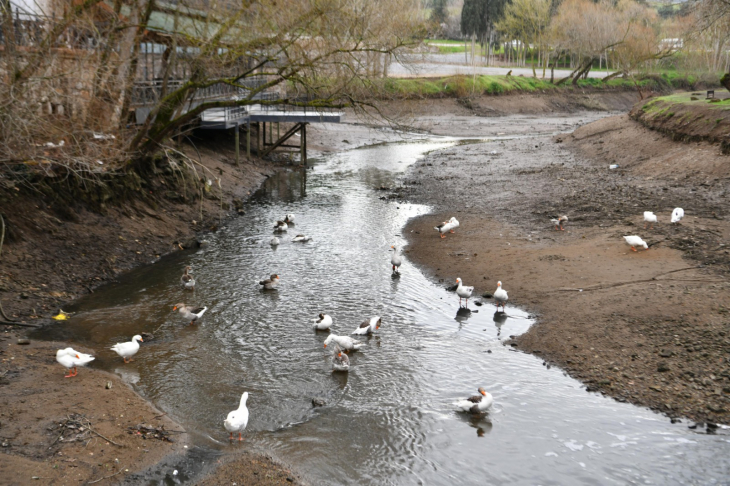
[53,204,686,442]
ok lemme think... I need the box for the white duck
[332,344,350,372]
[173,303,208,325]
[270,237,280,246]
[671,208,684,224]
[224,392,249,441]
[449,216,459,231]
[494,281,508,312]
[455,277,473,307]
[292,234,312,242]
[352,316,381,335]
[312,313,333,330]
[551,215,568,231]
[273,221,288,232]
[624,235,648,252]
[323,334,365,352]
[110,335,143,363]
[643,211,658,229]
[390,245,402,274]
[181,266,195,290]
[259,274,280,290]
[56,348,94,378]
[284,214,295,223]
[454,387,494,414]
[434,217,458,238]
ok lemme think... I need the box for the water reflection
[493,311,508,337]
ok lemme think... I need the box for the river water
[37,130,730,485]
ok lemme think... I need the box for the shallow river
[37,132,730,485]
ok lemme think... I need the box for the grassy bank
[631,91,730,152]
[377,73,717,99]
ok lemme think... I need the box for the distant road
[390,53,617,80]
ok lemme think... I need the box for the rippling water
[37,134,730,485]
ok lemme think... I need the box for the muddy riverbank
[398,109,730,425]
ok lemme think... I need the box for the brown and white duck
[259,274,280,290]
[273,221,288,232]
[181,266,195,290]
[454,387,494,414]
[173,304,208,325]
[352,316,381,335]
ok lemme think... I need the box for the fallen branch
[0,301,14,321]
[88,466,126,484]
[0,320,39,328]
[90,430,124,447]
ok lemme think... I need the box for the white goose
[110,335,143,363]
[173,303,208,325]
[494,281,508,312]
[323,334,365,352]
[643,211,658,229]
[624,235,648,252]
[224,392,249,441]
[551,215,568,231]
[352,316,381,335]
[270,237,280,246]
[273,221,288,232]
[434,217,458,238]
[312,313,333,331]
[390,245,402,274]
[454,387,494,414]
[332,344,350,372]
[455,277,473,307]
[292,234,312,242]
[671,208,684,223]
[181,266,195,290]
[56,348,94,378]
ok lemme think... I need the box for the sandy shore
[0,337,188,485]
[396,101,730,425]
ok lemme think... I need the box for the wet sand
[396,106,730,425]
[0,337,188,485]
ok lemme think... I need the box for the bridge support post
[235,124,240,166]
[246,120,251,158]
[300,123,307,167]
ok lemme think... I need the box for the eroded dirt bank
[396,104,730,425]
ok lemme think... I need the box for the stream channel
[36,129,730,485]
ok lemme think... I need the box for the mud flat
[397,99,730,425]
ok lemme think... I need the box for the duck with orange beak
[110,335,143,363]
[454,387,494,414]
[56,348,94,378]
[352,316,381,335]
[173,303,208,325]
[455,278,473,307]
[332,344,350,372]
[493,281,508,312]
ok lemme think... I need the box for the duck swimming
[181,266,195,290]
[173,304,208,325]
[352,316,381,335]
[259,274,280,290]
[454,387,494,414]
[323,334,365,352]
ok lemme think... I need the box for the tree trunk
[721,72,730,92]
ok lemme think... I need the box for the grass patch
[377,74,670,99]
